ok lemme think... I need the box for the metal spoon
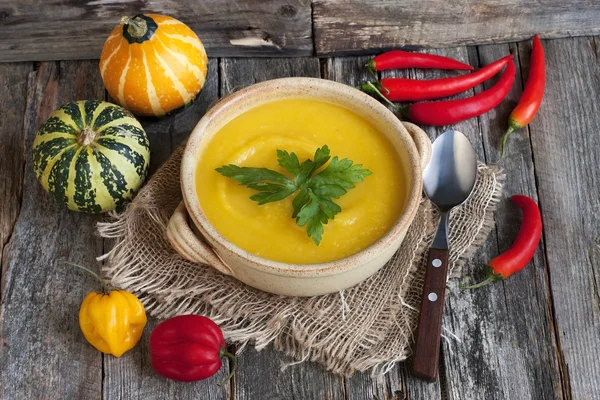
[412,130,478,382]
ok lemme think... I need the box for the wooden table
[1,2,599,399]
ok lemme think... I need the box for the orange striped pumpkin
[100,14,208,117]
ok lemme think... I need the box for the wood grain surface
[2,0,600,62]
[526,36,600,400]
[437,43,564,400]
[0,0,313,62]
[1,35,600,400]
[313,0,600,55]
[0,61,105,399]
[103,320,231,400]
[0,63,32,299]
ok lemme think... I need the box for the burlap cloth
[98,141,504,377]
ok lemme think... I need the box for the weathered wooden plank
[219,57,345,400]
[234,346,345,400]
[326,55,443,400]
[313,0,600,56]
[0,0,312,62]
[343,372,396,400]
[0,61,104,399]
[325,55,372,88]
[401,363,444,400]
[438,43,564,400]
[103,319,230,400]
[342,366,444,400]
[220,57,321,94]
[103,57,226,400]
[0,62,32,300]
[525,36,600,400]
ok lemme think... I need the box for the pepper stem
[361,81,399,111]
[398,106,410,121]
[219,348,236,386]
[459,267,504,290]
[65,261,109,294]
[494,119,523,164]
[365,59,378,80]
[121,15,148,38]
[493,127,514,164]
[359,81,380,96]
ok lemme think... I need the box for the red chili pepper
[499,34,546,160]
[462,195,542,289]
[361,55,513,102]
[150,314,235,383]
[402,59,516,126]
[367,50,473,72]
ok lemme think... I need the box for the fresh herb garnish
[216,145,372,245]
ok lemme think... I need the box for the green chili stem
[496,127,515,163]
[495,118,522,164]
[459,270,503,290]
[65,261,109,294]
[398,106,411,121]
[363,81,399,111]
[219,348,237,386]
[366,59,378,80]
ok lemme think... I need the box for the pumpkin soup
[196,98,407,264]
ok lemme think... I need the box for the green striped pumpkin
[32,100,150,213]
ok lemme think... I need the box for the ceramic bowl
[166,77,431,296]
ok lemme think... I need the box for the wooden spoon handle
[412,247,450,382]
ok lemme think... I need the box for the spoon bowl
[423,131,478,211]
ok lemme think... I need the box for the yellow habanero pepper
[69,262,147,357]
[79,290,147,357]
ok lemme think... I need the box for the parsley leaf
[215,165,292,185]
[276,150,301,176]
[310,156,373,189]
[215,165,296,205]
[216,146,371,246]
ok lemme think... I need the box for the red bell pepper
[150,314,235,383]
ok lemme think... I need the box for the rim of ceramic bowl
[181,77,423,277]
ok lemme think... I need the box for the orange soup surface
[196,99,407,264]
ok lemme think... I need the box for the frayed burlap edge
[97,146,504,377]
